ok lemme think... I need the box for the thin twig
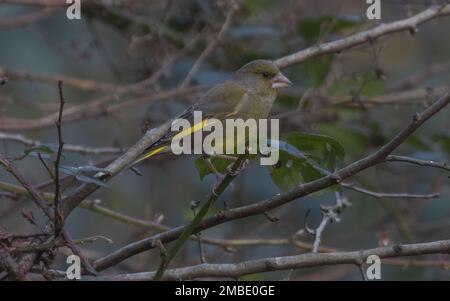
[386,155,450,172]
[38,153,54,182]
[61,231,98,275]
[312,192,349,253]
[0,86,206,131]
[53,81,65,236]
[0,154,53,219]
[0,132,124,155]
[153,154,248,280]
[179,6,235,88]
[342,182,440,199]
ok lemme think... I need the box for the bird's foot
[227,158,250,176]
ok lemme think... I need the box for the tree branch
[92,239,450,280]
[0,132,124,155]
[341,183,440,199]
[385,155,450,172]
[274,4,450,68]
[92,92,450,271]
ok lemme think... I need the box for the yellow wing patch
[172,118,210,142]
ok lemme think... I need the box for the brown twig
[341,183,440,199]
[61,231,97,275]
[0,132,125,155]
[0,154,54,279]
[386,155,450,172]
[179,6,235,88]
[0,86,206,131]
[53,81,65,236]
[0,154,53,219]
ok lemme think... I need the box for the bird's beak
[271,72,293,89]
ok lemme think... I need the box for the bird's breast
[233,92,276,120]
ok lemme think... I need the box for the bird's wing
[192,80,247,119]
[147,80,247,149]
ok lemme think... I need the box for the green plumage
[134,59,292,164]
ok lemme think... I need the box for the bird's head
[235,59,292,94]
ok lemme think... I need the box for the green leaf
[269,151,322,192]
[268,133,345,193]
[194,157,231,180]
[318,124,368,155]
[23,145,55,156]
[285,132,345,170]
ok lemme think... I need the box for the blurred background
[0,0,449,280]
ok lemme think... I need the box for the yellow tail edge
[132,145,167,166]
[131,118,210,167]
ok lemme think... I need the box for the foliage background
[0,0,449,280]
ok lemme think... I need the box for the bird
[132,59,292,166]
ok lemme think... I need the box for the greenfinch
[133,59,292,165]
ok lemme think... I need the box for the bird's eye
[262,72,271,78]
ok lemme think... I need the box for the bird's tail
[130,118,211,168]
[130,145,168,168]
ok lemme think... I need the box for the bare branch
[311,192,350,253]
[0,86,206,131]
[0,67,119,93]
[92,239,450,280]
[274,4,450,68]
[0,132,124,155]
[179,6,235,88]
[342,183,440,199]
[0,154,53,219]
[386,155,450,172]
